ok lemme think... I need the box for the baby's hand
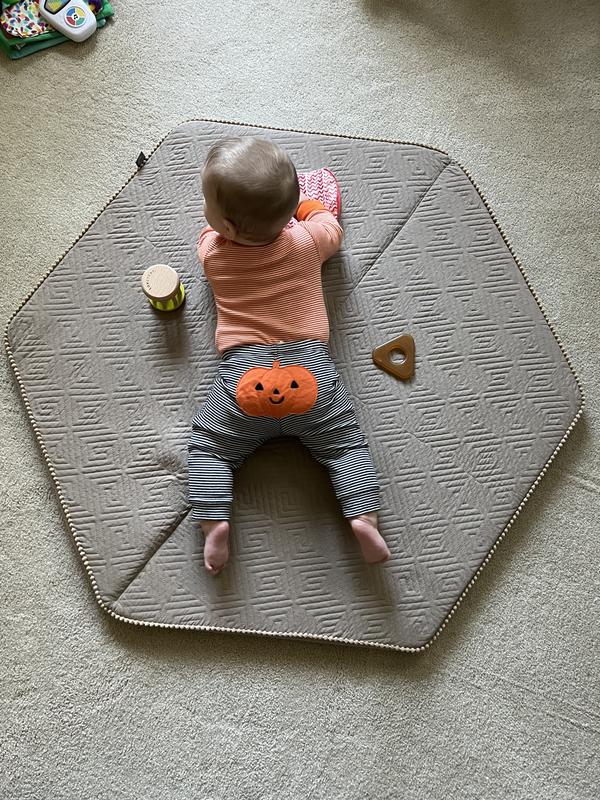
[298,190,309,205]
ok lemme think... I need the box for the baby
[188,136,391,575]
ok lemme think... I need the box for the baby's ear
[223,218,237,239]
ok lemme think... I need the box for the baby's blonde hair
[202,137,299,242]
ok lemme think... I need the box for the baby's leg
[188,377,276,575]
[298,381,390,564]
[348,512,390,564]
[188,440,236,575]
[200,519,230,576]
[307,444,390,563]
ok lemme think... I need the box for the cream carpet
[1,2,598,798]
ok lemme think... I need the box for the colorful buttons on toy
[65,6,86,27]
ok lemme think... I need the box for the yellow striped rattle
[141,264,186,311]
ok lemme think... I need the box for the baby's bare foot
[201,520,230,576]
[349,512,391,564]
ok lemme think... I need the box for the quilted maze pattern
[6,120,582,649]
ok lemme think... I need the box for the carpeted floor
[1,2,598,798]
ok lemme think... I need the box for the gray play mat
[5,120,583,651]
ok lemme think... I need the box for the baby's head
[202,137,299,244]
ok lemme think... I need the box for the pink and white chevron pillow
[287,167,342,227]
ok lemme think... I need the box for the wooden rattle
[141,264,186,312]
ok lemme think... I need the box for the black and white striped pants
[188,339,380,520]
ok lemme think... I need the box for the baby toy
[372,334,415,381]
[0,1,112,59]
[141,264,186,312]
[38,0,97,42]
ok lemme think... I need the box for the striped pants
[188,339,380,520]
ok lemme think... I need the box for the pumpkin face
[236,361,318,419]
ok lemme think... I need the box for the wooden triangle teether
[372,335,415,381]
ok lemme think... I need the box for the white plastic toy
[38,0,97,42]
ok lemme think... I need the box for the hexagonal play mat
[5,120,583,651]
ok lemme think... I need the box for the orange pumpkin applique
[236,361,318,419]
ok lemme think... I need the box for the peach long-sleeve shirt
[197,205,343,355]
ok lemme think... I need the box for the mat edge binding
[4,117,586,654]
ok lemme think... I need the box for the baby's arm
[296,198,343,263]
[197,225,218,264]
